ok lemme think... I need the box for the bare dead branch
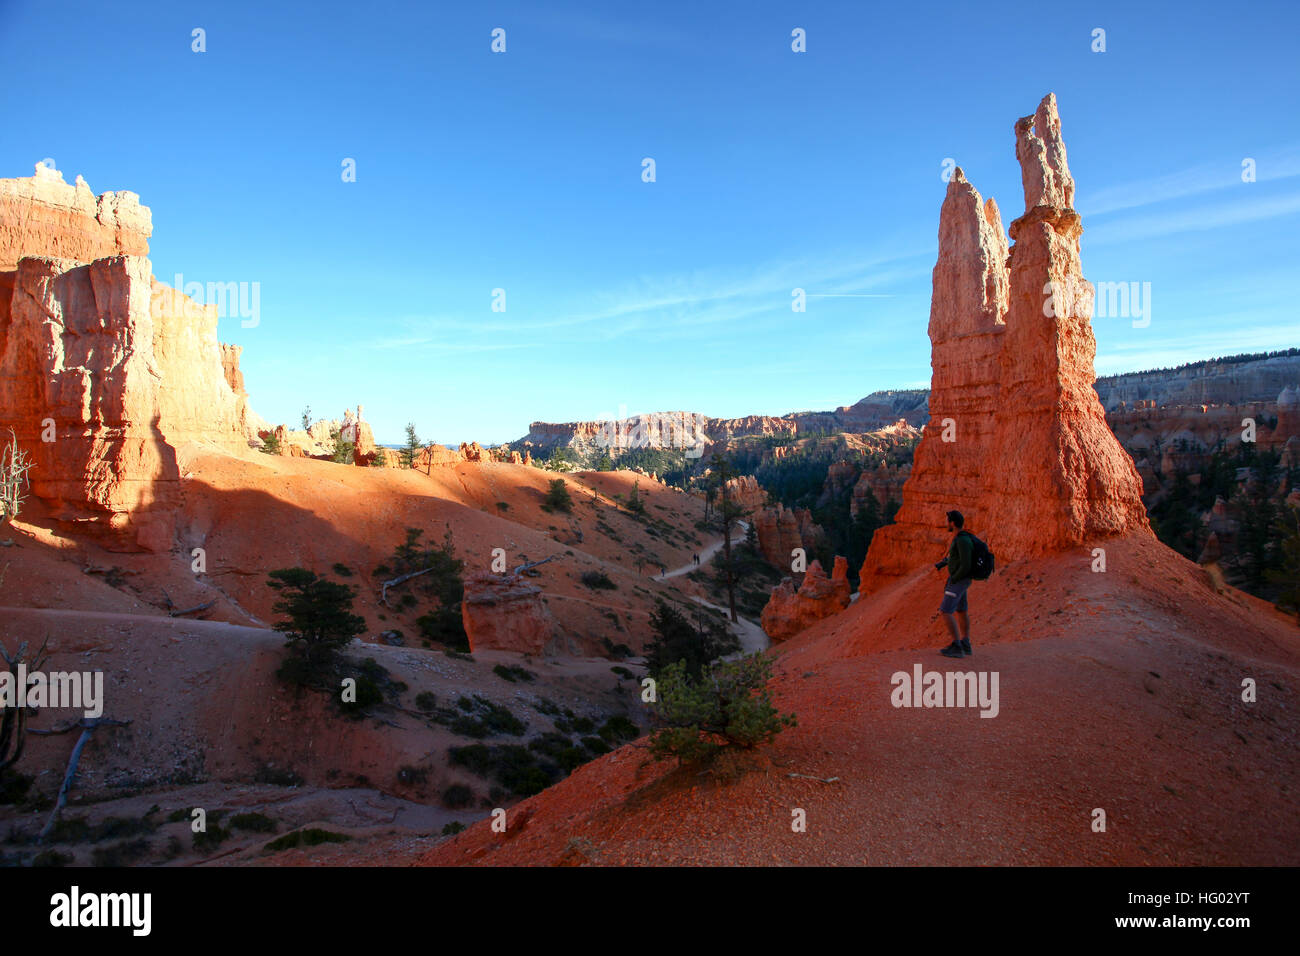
[169,600,216,618]
[379,566,438,606]
[513,555,559,575]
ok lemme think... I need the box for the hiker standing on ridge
[935,509,974,658]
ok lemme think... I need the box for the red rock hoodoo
[861,94,1150,590]
[759,556,853,641]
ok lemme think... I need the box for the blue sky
[2,0,1297,445]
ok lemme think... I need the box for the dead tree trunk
[36,716,132,843]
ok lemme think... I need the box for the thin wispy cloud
[366,335,533,353]
[1087,190,1300,245]
[364,247,930,349]
[1080,145,1300,217]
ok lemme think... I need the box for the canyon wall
[518,390,930,457]
[1095,354,1300,410]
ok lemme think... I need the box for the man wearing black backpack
[934,509,976,658]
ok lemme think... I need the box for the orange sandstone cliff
[0,167,262,551]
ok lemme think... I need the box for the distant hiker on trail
[659,564,667,578]
[692,552,699,566]
[932,510,995,658]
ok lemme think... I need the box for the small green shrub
[230,812,277,834]
[493,664,536,683]
[92,838,152,867]
[598,715,639,744]
[449,744,493,776]
[264,829,351,853]
[448,696,526,737]
[555,714,594,735]
[442,784,474,809]
[339,674,385,717]
[528,732,588,773]
[192,824,230,853]
[580,570,617,590]
[648,654,796,763]
[493,745,554,796]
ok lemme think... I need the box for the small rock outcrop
[760,557,852,641]
[461,571,562,655]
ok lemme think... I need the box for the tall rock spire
[861,94,1149,590]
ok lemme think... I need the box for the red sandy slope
[409,533,1299,866]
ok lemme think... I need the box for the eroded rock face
[722,474,766,513]
[220,343,246,396]
[754,503,826,571]
[416,444,467,469]
[862,95,1150,588]
[461,571,561,655]
[0,165,151,271]
[0,255,256,549]
[0,172,265,550]
[760,557,852,641]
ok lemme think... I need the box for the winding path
[660,520,750,580]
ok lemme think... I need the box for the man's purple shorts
[939,577,970,614]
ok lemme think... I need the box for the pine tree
[1267,503,1300,624]
[627,479,646,516]
[401,423,421,469]
[710,453,749,624]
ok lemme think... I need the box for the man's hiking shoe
[960,638,972,656]
[939,641,964,658]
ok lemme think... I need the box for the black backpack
[960,530,995,580]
